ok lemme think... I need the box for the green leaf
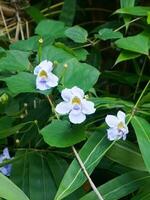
[65,26,88,43]
[55,58,100,92]
[115,50,140,65]
[120,0,135,7]
[80,171,150,200]
[54,130,112,200]
[115,6,150,16]
[98,28,123,40]
[25,6,45,23]
[147,12,150,24]
[0,173,29,200]
[54,42,89,61]
[41,120,86,147]
[106,140,147,171]
[11,151,57,200]
[5,72,36,95]
[0,50,30,72]
[10,36,39,52]
[59,0,76,26]
[35,19,66,39]
[92,97,133,110]
[131,116,150,172]
[115,32,149,55]
[41,45,76,63]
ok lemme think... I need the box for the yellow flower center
[72,97,81,105]
[39,70,48,78]
[117,122,124,129]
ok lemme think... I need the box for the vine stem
[46,95,60,119]
[127,80,150,124]
[72,146,104,200]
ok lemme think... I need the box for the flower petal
[107,128,122,141]
[71,86,84,98]
[46,73,59,87]
[61,88,72,102]
[55,102,71,115]
[69,110,86,124]
[82,99,96,114]
[3,148,10,159]
[34,65,41,75]
[36,77,50,91]
[117,111,126,123]
[105,115,118,128]
[39,60,53,72]
[0,167,8,176]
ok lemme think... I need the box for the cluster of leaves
[0,0,150,200]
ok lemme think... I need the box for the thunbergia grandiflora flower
[105,111,129,141]
[34,60,59,91]
[0,147,12,176]
[55,86,96,124]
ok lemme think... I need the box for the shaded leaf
[41,120,86,148]
[80,171,150,200]
[65,26,88,43]
[59,0,76,26]
[115,6,150,16]
[115,50,140,65]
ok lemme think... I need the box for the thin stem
[72,146,104,200]
[47,95,60,119]
[133,58,146,100]
[114,17,141,32]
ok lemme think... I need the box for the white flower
[105,110,129,141]
[55,86,96,124]
[0,147,12,176]
[34,60,59,91]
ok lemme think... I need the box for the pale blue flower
[55,86,96,124]
[105,111,129,141]
[0,147,12,176]
[34,60,59,91]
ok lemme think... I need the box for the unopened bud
[39,38,43,44]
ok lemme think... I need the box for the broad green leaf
[25,6,45,23]
[0,121,33,139]
[115,6,150,16]
[115,50,140,65]
[106,140,147,171]
[54,131,112,200]
[41,120,86,147]
[98,28,123,40]
[91,97,133,110]
[65,26,88,43]
[54,42,89,61]
[140,92,150,104]
[59,0,76,26]
[35,19,66,39]
[0,173,29,200]
[80,171,150,200]
[101,71,149,86]
[131,189,150,200]
[41,45,76,63]
[147,12,150,24]
[0,50,30,72]
[5,72,36,95]
[10,36,39,52]
[120,0,135,7]
[115,32,149,55]
[55,58,100,92]
[11,151,57,200]
[131,116,150,172]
